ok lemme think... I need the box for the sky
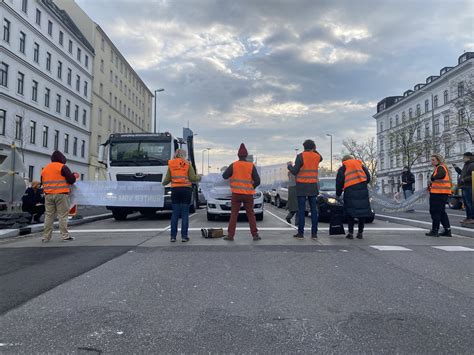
[75,0,474,172]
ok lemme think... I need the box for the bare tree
[342,137,378,186]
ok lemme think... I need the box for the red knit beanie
[238,143,248,158]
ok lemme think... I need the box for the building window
[458,82,465,97]
[46,52,51,71]
[445,145,451,158]
[59,31,63,45]
[82,109,87,125]
[77,48,81,62]
[29,121,36,144]
[65,99,70,117]
[100,59,104,72]
[109,70,113,82]
[19,31,26,53]
[0,109,5,135]
[47,20,52,36]
[74,105,79,121]
[28,166,34,182]
[42,125,48,147]
[17,72,24,95]
[444,115,450,131]
[83,81,88,96]
[33,42,39,62]
[67,68,72,85]
[22,0,28,13]
[44,88,50,108]
[32,80,38,101]
[85,55,89,68]
[64,134,69,153]
[35,9,41,25]
[108,115,112,131]
[0,62,8,87]
[68,39,72,53]
[76,75,80,91]
[433,95,438,108]
[101,37,105,51]
[409,108,413,119]
[98,107,103,126]
[416,104,421,117]
[434,119,439,135]
[54,130,59,150]
[425,122,430,137]
[97,135,102,153]
[443,90,448,104]
[3,18,10,43]
[55,94,61,113]
[424,99,429,113]
[458,109,467,125]
[81,140,85,157]
[99,83,103,96]
[395,115,399,126]
[15,116,22,140]
[416,126,421,140]
[57,61,62,79]
[389,117,393,128]
[73,137,78,156]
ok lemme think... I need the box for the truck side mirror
[98,145,106,166]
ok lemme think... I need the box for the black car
[316,177,375,223]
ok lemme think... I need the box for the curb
[375,214,474,238]
[0,213,112,240]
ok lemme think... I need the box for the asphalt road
[0,205,473,353]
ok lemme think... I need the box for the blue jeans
[403,189,413,199]
[462,187,473,219]
[171,203,190,239]
[297,196,318,236]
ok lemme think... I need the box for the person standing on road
[285,167,299,226]
[163,149,200,243]
[426,154,452,237]
[41,151,78,242]
[288,139,323,240]
[453,152,474,224]
[401,166,415,212]
[336,155,372,239]
[222,143,261,241]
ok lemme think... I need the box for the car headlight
[207,203,216,209]
[253,192,262,199]
[254,204,262,208]
[327,198,338,205]
[166,190,172,195]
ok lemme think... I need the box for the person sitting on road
[287,139,322,240]
[222,143,261,241]
[426,154,452,237]
[21,181,45,223]
[163,149,200,243]
[336,155,372,240]
[453,152,474,224]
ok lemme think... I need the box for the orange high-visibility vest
[430,165,451,194]
[41,162,70,194]
[343,159,367,190]
[168,158,192,188]
[230,160,255,195]
[296,151,321,184]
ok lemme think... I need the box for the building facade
[54,0,153,180]
[374,52,474,195]
[0,0,93,181]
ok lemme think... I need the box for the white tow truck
[98,128,199,220]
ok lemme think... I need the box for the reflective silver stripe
[431,184,451,189]
[44,186,70,190]
[345,169,364,177]
[230,186,255,191]
[230,179,253,183]
[345,175,366,183]
[171,176,190,180]
[299,169,318,173]
[43,180,68,184]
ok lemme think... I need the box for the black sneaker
[311,235,318,240]
[253,234,261,241]
[223,236,234,241]
[439,229,452,237]
[170,238,176,243]
[293,234,304,240]
[182,238,189,243]
[356,233,363,239]
[285,217,292,224]
[425,230,439,237]
[346,233,354,239]
[61,236,75,241]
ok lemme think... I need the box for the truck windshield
[110,141,171,166]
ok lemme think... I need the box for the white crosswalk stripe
[370,246,413,251]
[432,246,474,252]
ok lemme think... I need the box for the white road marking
[264,209,298,229]
[432,246,474,252]
[376,213,474,233]
[412,210,466,218]
[370,246,413,251]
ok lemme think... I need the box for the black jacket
[287,150,323,197]
[21,188,44,212]
[401,171,415,191]
[222,159,261,188]
[336,164,372,218]
[454,160,474,188]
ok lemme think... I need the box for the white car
[206,187,264,221]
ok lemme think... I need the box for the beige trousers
[43,194,70,240]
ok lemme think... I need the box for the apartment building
[374,52,474,195]
[54,0,153,180]
[0,0,93,181]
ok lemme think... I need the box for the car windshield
[110,141,171,166]
[319,179,336,191]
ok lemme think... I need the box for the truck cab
[98,128,199,220]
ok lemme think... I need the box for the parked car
[198,187,207,207]
[272,184,289,208]
[263,190,273,203]
[206,187,264,221]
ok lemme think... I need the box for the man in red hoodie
[222,143,261,241]
[41,150,78,242]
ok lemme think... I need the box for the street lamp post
[153,88,165,133]
[207,148,211,175]
[201,149,209,175]
[326,133,333,172]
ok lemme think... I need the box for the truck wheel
[256,212,264,221]
[112,210,128,221]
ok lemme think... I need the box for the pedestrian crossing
[370,245,474,252]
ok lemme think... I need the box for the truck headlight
[327,198,338,205]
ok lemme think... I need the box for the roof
[41,0,94,54]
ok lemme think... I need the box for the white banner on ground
[369,188,429,212]
[70,181,165,207]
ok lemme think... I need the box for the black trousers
[348,216,364,234]
[429,193,450,231]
